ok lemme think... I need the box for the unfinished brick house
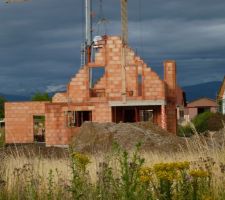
[5,0,184,146]
[5,35,183,146]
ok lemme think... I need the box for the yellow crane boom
[121,0,128,103]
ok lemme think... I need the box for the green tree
[0,96,6,119]
[31,92,51,101]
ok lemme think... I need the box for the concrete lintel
[109,100,166,107]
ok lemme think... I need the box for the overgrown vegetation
[179,112,225,136]
[31,92,52,101]
[0,96,6,119]
[0,128,4,147]
[1,138,225,199]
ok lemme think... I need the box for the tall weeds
[1,129,225,199]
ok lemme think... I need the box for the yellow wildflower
[139,167,152,176]
[154,161,190,172]
[174,161,190,170]
[153,162,189,181]
[71,152,91,169]
[139,167,152,183]
[140,175,150,183]
[155,170,179,181]
[189,169,208,178]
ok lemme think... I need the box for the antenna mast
[85,0,92,46]
[84,0,92,65]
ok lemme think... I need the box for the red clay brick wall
[161,105,167,130]
[68,67,89,102]
[52,92,68,103]
[126,65,138,97]
[64,36,166,103]
[45,102,111,146]
[5,102,47,143]
[92,103,112,122]
[45,103,73,146]
[164,60,177,134]
[105,37,123,99]
[164,60,177,98]
[94,76,106,89]
[143,67,165,100]
[176,87,184,105]
[101,36,165,101]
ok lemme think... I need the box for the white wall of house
[223,92,225,114]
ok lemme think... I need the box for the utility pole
[121,0,128,103]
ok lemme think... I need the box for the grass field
[1,128,225,199]
[0,136,224,199]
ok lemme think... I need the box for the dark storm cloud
[0,0,225,95]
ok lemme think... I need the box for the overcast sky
[0,0,225,95]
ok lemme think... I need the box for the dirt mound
[71,122,186,153]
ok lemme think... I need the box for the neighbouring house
[184,97,218,121]
[217,76,225,114]
[4,35,185,146]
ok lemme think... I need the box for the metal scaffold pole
[85,0,92,46]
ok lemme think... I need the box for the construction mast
[85,0,92,64]
[121,0,128,103]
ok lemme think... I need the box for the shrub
[178,124,193,137]
[192,112,225,133]
[192,112,213,133]
[207,113,225,131]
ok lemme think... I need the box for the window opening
[139,110,153,122]
[66,111,92,127]
[138,74,142,96]
[89,67,105,97]
[33,115,45,143]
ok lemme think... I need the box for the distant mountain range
[0,81,222,102]
[183,81,222,102]
[0,93,29,101]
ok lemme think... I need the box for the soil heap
[71,121,186,153]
